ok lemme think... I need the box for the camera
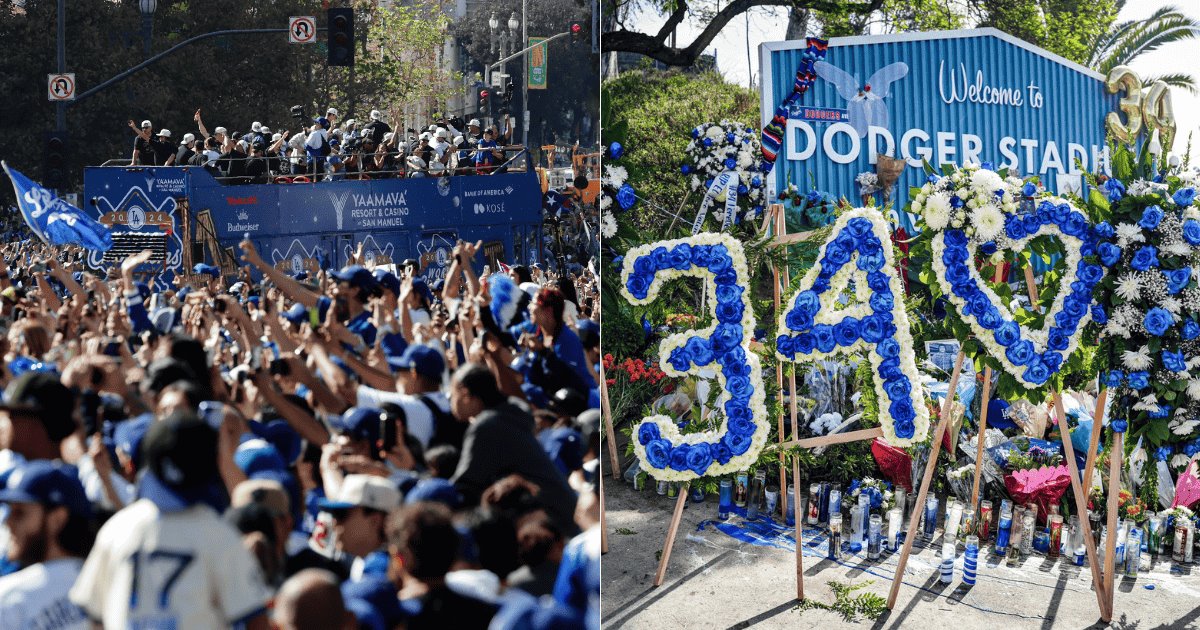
[290,105,307,120]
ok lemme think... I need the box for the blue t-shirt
[537,426,583,477]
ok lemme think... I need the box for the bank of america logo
[327,191,350,230]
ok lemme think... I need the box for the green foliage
[1086,4,1200,93]
[796,580,888,622]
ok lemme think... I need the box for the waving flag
[3,161,112,251]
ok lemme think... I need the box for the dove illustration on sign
[814,60,909,137]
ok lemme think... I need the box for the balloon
[1105,65,1142,144]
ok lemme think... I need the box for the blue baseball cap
[333,407,383,444]
[282,303,308,325]
[0,460,92,518]
[385,344,444,380]
[576,319,599,349]
[314,117,330,129]
[234,439,288,476]
[373,269,400,296]
[330,265,378,292]
[176,286,193,300]
[248,419,303,465]
[193,263,220,278]
[114,413,154,469]
[404,477,461,508]
[411,277,435,305]
[133,282,151,301]
[342,576,404,629]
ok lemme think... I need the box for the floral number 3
[620,233,770,481]
[776,207,930,446]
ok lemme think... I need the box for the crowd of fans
[128,107,523,183]
[0,236,601,629]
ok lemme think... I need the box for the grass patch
[795,580,888,622]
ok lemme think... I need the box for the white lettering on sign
[784,120,1110,177]
[938,60,1038,109]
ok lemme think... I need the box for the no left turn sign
[289,16,316,44]
[47,73,75,101]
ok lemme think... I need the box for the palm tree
[1086,5,1200,94]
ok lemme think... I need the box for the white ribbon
[691,172,740,235]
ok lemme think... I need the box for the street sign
[528,37,548,90]
[288,16,316,44]
[47,73,75,101]
[490,72,507,88]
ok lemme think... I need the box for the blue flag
[3,161,112,252]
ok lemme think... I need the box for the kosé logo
[473,202,504,215]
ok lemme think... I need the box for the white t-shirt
[355,386,449,449]
[76,454,136,512]
[305,128,329,151]
[69,500,272,630]
[0,558,88,630]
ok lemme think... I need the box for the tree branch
[604,0,884,67]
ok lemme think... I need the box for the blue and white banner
[690,172,740,235]
[3,161,112,251]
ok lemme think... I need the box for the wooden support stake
[887,350,965,609]
[1082,389,1108,497]
[776,204,806,601]
[1053,394,1110,620]
[1102,430,1124,621]
[964,265,1003,506]
[600,362,621,481]
[772,205,789,523]
[782,427,885,450]
[654,481,691,587]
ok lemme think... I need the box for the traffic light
[43,132,67,191]
[504,78,514,104]
[479,88,491,115]
[569,22,582,45]
[327,8,354,67]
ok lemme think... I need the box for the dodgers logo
[128,206,146,230]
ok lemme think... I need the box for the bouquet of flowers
[1116,488,1150,524]
[848,477,895,512]
[856,171,881,197]
[779,183,838,228]
[682,121,767,224]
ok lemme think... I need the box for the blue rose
[1006,339,1036,366]
[638,422,661,445]
[728,414,756,437]
[1165,349,1188,372]
[1022,182,1038,197]
[687,443,714,475]
[709,244,731,271]
[724,431,752,455]
[776,334,795,358]
[868,289,894,312]
[669,444,691,471]
[684,337,714,365]
[1051,203,1071,224]
[714,269,737,286]
[825,242,852,265]
[943,246,970,266]
[725,132,736,143]
[813,325,836,353]
[724,157,737,170]
[710,324,742,354]
[1094,221,1114,239]
[834,319,860,347]
[1103,370,1123,388]
[713,442,733,464]
[794,332,816,354]
[668,348,692,372]
[889,399,916,425]
[894,419,916,440]
[1167,267,1192,294]
[1174,187,1196,208]
[994,321,1020,347]
[1023,361,1051,384]
[1143,307,1174,336]
[633,254,656,275]
[883,376,911,401]
[860,315,887,343]
[702,137,713,147]
[645,439,671,468]
[1005,214,1027,240]
[847,217,873,238]
[863,272,887,294]
[1184,318,1200,340]
[690,245,712,267]
[978,305,1002,330]
[1154,446,1173,462]
[1127,371,1150,390]
[716,284,744,304]
[785,307,813,332]
[1184,219,1200,246]
[1131,245,1159,271]
[980,241,997,256]
[877,338,900,359]
[969,292,992,318]
[1111,419,1128,433]
[1140,205,1164,230]
[950,195,964,209]
[608,141,624,160]
[1103,177,1125,202]
[626,274,651,298]
[1098,242,1122,267]
[651,246,670,269]
[728,376,754,400]
[669,248,692,271]
[1062,295,1087,318]
[1019,214,1039,236]
[680,164,691,174]
[1047,330,1070,351]
[1091,304,1108,325]
[617,183,637,210]
[691,128,701,139]
[716,300,744,323]
[857,250,885,272]
[793,290,820,315]
[1043,353,1062,371]
[878,357,902,381]
[944,229,968,248]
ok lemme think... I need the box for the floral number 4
[620,233,770,481]
[776,207,930,446]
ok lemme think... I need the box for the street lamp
[487,11,520,127]
[139,0,156,57]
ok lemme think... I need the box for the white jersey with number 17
[69,499,272,630]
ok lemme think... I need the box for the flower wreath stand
[886,261,1113,622]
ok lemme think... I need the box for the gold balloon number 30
[1105,65,1176,149]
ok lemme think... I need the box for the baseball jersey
[355,386,449,449]
[69,499,272,629]
[0,558,88,630]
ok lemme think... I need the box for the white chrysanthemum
[601,211,617,238]
[971,205,1004,241]
[1134,394,1160,411]
[705,125,724,140]
[1185,206,1200,221]
[1188,378,1200,400]
[1171,417,1200,436]
[924,192,952,230]
[1122,346,1153,370]
[1166,241,1194,257]
[737,153,753,171]
[690,176,701,190]
[970,168,1004,195]
[604,165,628,188]
[1116,223,1146,247]
[1163,295,1183,315]
[1114,274,1142,301]
[599,194,611,210]
[1172,454,1193,470]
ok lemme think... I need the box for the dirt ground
[601,476,1200,629]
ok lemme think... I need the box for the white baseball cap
[435,128,449,140]
[214,126,228,136]
[260,126,270,134]
[141,120,153,128]
[318,475,400,512]
[326,107,339,117]
[271,133,282,142]
[468,118,481,127]
[370,110,382,121]
[251,121,262,132]
[181,133,196,144]
[344,119,356,128]
[157,129,171,138]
